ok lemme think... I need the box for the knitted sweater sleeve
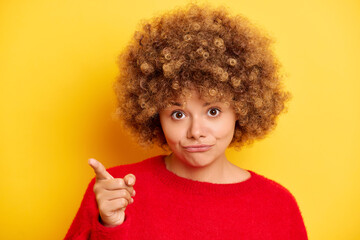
[287,194,308,239]
[64,178,130,240]
[274,186,308,239]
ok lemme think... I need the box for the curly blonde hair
[114,3,291,148]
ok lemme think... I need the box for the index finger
[123,173,136,186]
[88,158,114,180]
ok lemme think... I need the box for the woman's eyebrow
[170,102,182,107]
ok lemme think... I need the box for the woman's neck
[164,153,249,184]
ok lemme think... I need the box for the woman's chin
[180,153,217,168]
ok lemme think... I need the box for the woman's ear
[234,112,240,121]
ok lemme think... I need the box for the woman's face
[159,90,236,169]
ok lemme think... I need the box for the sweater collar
[150,155,259,196]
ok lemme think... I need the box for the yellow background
[1,0,359,239]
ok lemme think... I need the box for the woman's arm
[64,159,135,240]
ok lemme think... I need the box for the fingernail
[132,190,136,196]
[128,177,134,185]
[130,198,134,204]
[88,158,95,165]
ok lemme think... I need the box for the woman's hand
[88,158,136,227]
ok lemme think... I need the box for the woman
[65,3,308,239]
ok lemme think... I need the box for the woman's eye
[171,111,185,120]
[207,108,220,117]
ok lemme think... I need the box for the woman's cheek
[213,119,235,138]
[164,123,183,145]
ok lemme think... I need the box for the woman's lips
[183,145,213,152]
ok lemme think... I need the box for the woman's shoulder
[248,170,299,203]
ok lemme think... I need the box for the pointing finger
[88,158,114,180]
[123,173,136,186]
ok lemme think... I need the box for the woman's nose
[187,116,206,139]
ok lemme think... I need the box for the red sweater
[65,155,308,239]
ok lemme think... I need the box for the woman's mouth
[183,145,213,152]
